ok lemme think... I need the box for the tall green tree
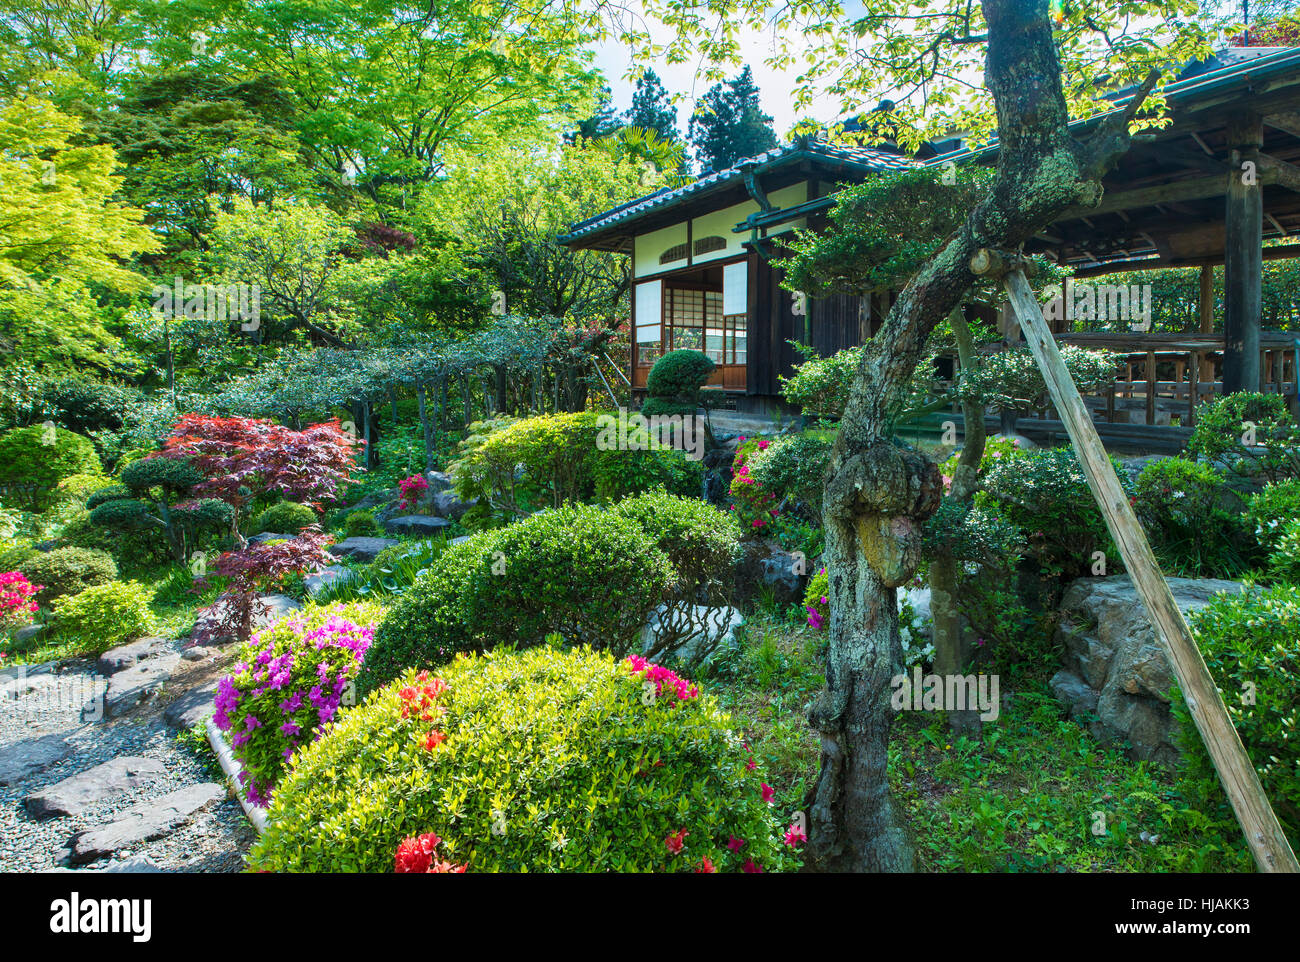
[687,65,778,172]
[625,68,678,142]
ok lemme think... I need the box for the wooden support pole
[989,260,1298,873]
[1223,114,1263,394]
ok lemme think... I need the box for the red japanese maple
[155,415,360,529]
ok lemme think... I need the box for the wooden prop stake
[974,250,1298,873]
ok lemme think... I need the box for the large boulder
[733,539,809,610]
[330,536,398,562]
[1050,575,1244,766]
[383,515,453,538]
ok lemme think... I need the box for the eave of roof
[558,136,916,248]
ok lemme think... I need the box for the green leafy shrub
[344,509,381,537]
[745,430,835,523]
[0,425,102,509]
[214,600,385,805]
[1246,479,1300,554]
[610,489,741,600]
[979,446,1131,582]
[253,501,318,535]
[53,473,115,508]
[86,484,132,510]
[357,504,673,697]
[51,581,155,653]
[590,442,704,501]
[1186,392,1300,483]
[1264,520,1300,585]
[249,646,793,872]
[448,412,600,516]
[644,350,715,414]
[780,344,862,418]
[0,543,39,573]
[18,547,118,604]
[119,456,205,495]
[1178,584,1300,846]
[1133,457,1250,578]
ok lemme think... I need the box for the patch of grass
[706,611,1253,873]
[176,720,225,782]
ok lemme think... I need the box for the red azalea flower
[742,859,763,874]
[665,828,689,854]
[784,822,807,847]
[760,783,775,804]
[422,730,447,751]
[727,836,744,852]
[696,857,716,873]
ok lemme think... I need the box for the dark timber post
[1223,113,1263,395]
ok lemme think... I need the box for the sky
[589,17,855,139]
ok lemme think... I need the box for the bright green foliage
[357,504,673,696]
[644,350,715,413]
[979,446,1132,581]
[253,501,318,535]
[449,412,601,515]
[609,489,741,599]
[0,425,102,509]
[590,443,703,502]
[86,485,132,510]
[1265,521,1300,585]
[344,510,382,538]
[0,543,38,572]
[1133,457,1251,578]
[1179,585,1300,848]
[53,473,115,508]
[780,344,864,418]
[745,430,835,523]
[1247,479,1300,553]
[249,647,793,872]
[51,581,155,653]
[18,547,118,604]
[1187,392,1300,484]
[119,457,204,495]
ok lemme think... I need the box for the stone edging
[204,717,268,834]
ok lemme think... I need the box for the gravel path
[0,656,257,873]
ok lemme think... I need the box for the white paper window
[723,261,748,316]
[635,280,662,342]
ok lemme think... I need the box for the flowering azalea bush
[803,567,829,630]
[248,646,794,872]
[214,600,383,806]
[395,832,467,873]
[397,473,429,510]
[0,571,39,630]
[728,437,779,533]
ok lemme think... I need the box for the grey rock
[349,487,398,511]
[641,604,744,665]
[191,593,301,645]
[246,531,294,546]
[23,757,168,820]
[431,490,476,520]
[0,669,63,702]
[102,652,183,719]
[425,471,453,494]
[330,536,399,562]
[13,623,44,644]
[98,636,168,675]
[67,783,225,865]
[383,514,453,537]
[180,646,216,662]
[450,535,472,546]
[1052,575,1244,765]
[162,683,218,730]
[0,734,73,786]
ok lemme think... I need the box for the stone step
[101,652,183,719]
[67,783,226,865]
[0,734,74,786]
[163,683,218,731]
[23,757,168,820]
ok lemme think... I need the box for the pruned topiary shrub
[610,489,740,600]
[248,647,794,872]
[214,600,385,805]
[643,349,715,417]
[0,425,102,509]
[18,547,118,604]
[51,581,155,653]
[1178,584,1300,848]
[252,501,318,535]
[356,504,673,697]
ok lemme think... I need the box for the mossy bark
[805,0,1152,872]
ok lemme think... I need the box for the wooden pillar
[1223,114,1263,394]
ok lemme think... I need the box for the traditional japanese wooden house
[561,46,1300,435]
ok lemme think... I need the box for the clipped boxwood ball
[18,546,118,603]
[253,501,318,534]
[248,646,793,873]
[120,457,204,494]
[86,484,133,510]
[645,349,715,401]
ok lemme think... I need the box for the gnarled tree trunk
[805,0,1156,872]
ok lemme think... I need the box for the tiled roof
[560,137,916,244]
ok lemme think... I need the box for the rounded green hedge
[120,457,204,495]
[356,503,673,697]
[253,501,318,534]
[248,646,793,872]
[609,489,740,598]
[18,546,118,603]
[645,350,715,402]
[0,425,102,509]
